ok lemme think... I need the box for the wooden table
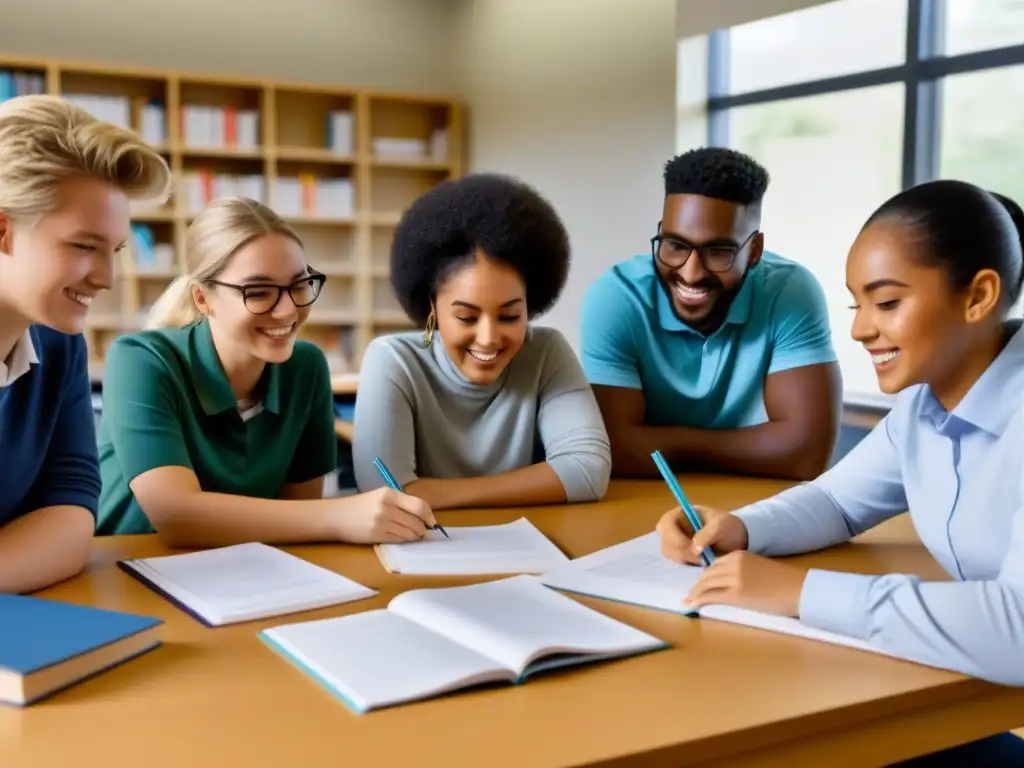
[4,478,1023,767]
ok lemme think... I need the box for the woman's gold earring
[423,310,436,347]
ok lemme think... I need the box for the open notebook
[260,574,667,713]
[539,533,899,660]
[374,518,570,575]
[118,542,377,626]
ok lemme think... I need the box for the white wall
[459,0,679,350]
[0,0,463,93]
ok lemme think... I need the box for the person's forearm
[610,421,826,481]
[151,491,343,548]
[731,482,861,556]
[0,506,94,594]
[405,462,567,510]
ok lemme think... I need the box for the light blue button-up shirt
[733,319,1024,685]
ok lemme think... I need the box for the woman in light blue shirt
[658,179,1024,765]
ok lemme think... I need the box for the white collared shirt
[0,328,39,387]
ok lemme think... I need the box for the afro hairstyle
[664,146,769,206]
[389,172,570,325]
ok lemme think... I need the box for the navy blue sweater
[0,327,101,527]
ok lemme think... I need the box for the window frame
[706,0,1024,189]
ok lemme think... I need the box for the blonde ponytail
[145,197,303,329]
[145,275,201,329]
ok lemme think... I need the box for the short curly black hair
[664,146,769,205]
[389,172,570,325]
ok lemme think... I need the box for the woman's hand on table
[656,505,808,617]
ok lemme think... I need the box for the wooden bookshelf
[0,56,463,379]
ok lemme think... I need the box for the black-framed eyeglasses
[206,269,326,315]
[651,227,758,273]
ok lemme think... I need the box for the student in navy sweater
[0,94,171,593]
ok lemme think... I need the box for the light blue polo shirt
[579,251,837,428]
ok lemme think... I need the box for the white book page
[125,543,376,625]
[696,605,890,656]
[379,518,570,575]
[542,534,896,660]
[540,532,701,614]
[387,575,664,678]
[262,611,511,712]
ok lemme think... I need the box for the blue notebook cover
[0,594,162,702]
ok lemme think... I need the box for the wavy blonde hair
[147,197,303,328]
[0,94,172,225]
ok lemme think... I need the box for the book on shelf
[62,92,166,146]
[327,110,353,155]
[117,541,378,626]
[374,518,570,576]
[273,176,353,219]
[539,532,905,662]
[260,574,668,714]
[180,104,259,150]
[182,171,266,214]
[127,223,175,273]
[0,69,46,104]
[0,594,162,706]
[372,129,448,163]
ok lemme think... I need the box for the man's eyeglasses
[205,269,326,315]
[651,228,758,273]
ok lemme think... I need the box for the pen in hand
[651,450,714,566]
[372,457,449,539]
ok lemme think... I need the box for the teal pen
[651,450,714,566]
[372,456,449,538]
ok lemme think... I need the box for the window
[701,0,1024,397]
[725,0,906,94]
[939,64,1024,202]
[729,85,905,395]
[942,0,1024,56]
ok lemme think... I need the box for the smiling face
[656,193,763,334]
[433,251,528,385]
[0,177,127,334]
[846,219,1001,397]
[194,232,313,367]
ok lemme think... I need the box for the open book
[259,574,667,713]
[374,518,570,575]
[118,542,377,626]
[539,533,897,659]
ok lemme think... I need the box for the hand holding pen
[650,449,748,565]
[373,457,449,539]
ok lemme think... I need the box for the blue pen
[372,456,449,539]
[651,450,714,566]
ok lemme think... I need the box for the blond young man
[0,94,171,593]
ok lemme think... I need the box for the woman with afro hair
[352,173,611,510]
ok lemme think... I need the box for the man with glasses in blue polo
[580,147,842,481]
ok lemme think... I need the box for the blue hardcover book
[0,595,162,706]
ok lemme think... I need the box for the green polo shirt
[95,320,337,535]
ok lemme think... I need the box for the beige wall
[676,0,835,36]
[458,0,836,350]
[459,0,679,349]
[0,0,463,93]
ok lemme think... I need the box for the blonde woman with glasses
[0,94,171,593]
[96,196,436,547]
